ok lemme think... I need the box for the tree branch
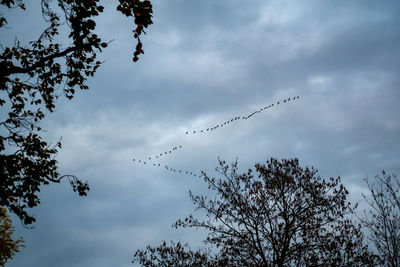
[2,46,75,77]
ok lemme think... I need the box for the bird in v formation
[133,96,300,177]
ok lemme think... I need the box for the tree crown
[135,158,376,266]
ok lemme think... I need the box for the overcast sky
[5,0,400,266]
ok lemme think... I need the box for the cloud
[6,1,400,266]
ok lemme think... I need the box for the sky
[3,0,400,266]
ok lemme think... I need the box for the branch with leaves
[0,0,153,225]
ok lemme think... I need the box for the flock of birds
[132,96,300,177]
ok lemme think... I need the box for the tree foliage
[361,171,400,267]
[133,241,217,267]
[134,158,376,266]
[0,207,24,266]
[0,0,153,224]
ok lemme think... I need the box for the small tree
[361,171,400,267]
[134,158,376,266]
[0,207,24,266]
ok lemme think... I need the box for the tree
[0,0,153,225]
[0,207,24,266]
[361,171,400,267]
[134,158,376,266]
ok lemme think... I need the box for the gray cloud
[6,0,400,266]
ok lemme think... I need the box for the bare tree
[134,158,376,266]
[361,171,400,267]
